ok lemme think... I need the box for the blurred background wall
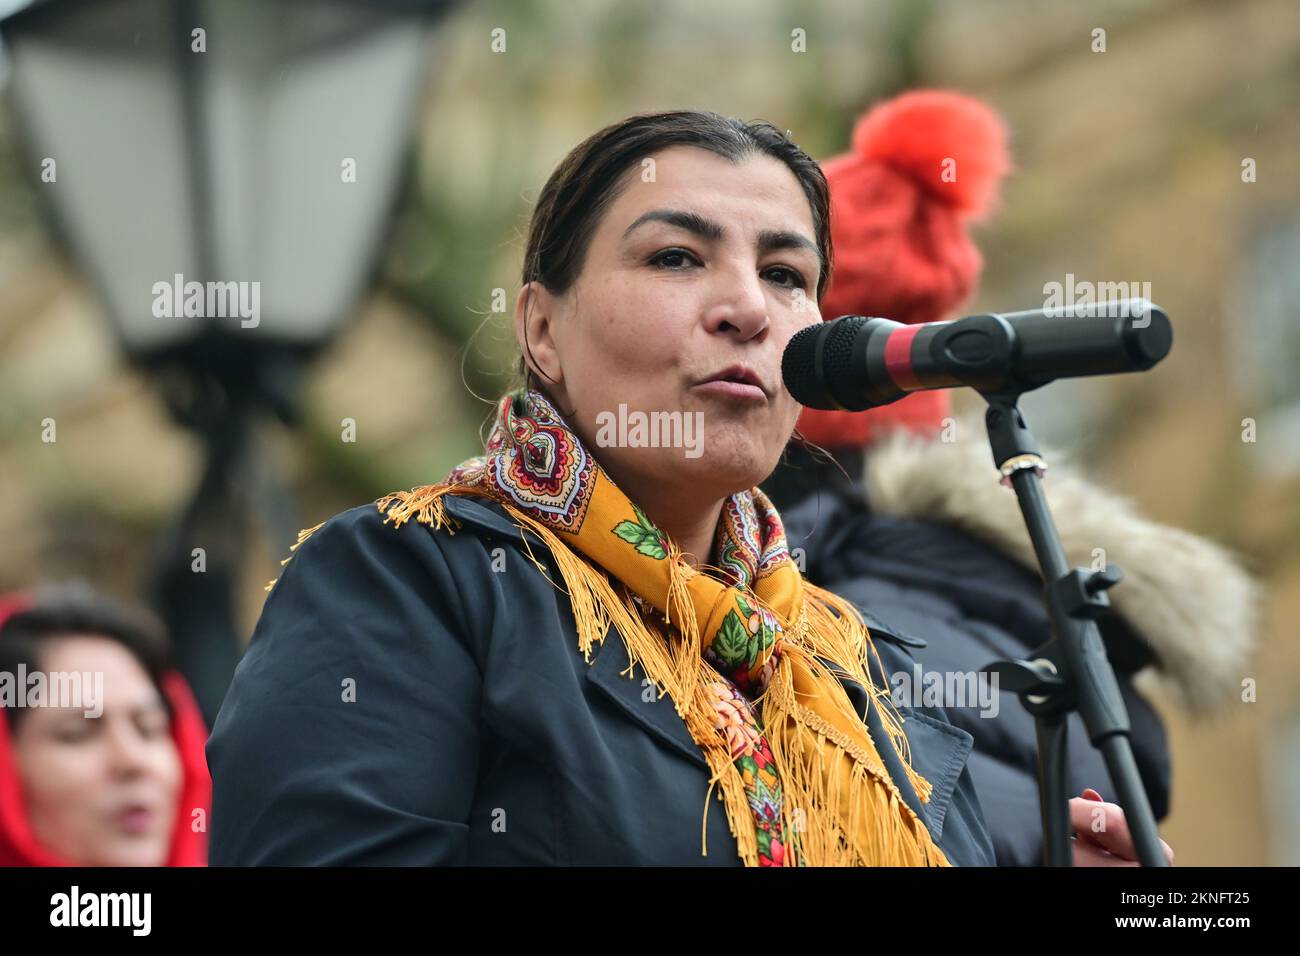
[0,0,1296,864]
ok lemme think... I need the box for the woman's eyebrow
[621,208,819,261]
[756,229,820,261]
[623,208,722,242]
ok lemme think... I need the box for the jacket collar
[441,493,532,537]
[442,494,927,645]
[585,621,711,769]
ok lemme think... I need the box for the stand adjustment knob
[1085,564,1124,595]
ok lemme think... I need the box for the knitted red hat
[798,90,1012,450]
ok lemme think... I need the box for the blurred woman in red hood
[0,585,210,866]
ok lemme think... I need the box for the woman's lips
[692,380,767,402]
[114,806,157,835]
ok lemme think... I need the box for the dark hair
[0,584,176,732]
[515,109,834,393]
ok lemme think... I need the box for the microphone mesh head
[782,324,825,408]
[823,318,860,409]
[782,316,869,410]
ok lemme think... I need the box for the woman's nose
[103,719,149,778]
[703,268,770,341]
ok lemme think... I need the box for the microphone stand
[980,394,1168,866]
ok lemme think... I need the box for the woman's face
[11,636,182,866]
[521,145,823,502]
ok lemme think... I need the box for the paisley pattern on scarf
[446,393,597,533]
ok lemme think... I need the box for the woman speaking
[206,110,1146,867]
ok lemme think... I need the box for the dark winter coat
[762,425,1258,865]
[206,492,997,866]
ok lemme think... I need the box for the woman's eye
[648,250,807,291]
[764,266,808,290]
[55,721,94,743]
[649,248,698,270]
[135,711,171,739]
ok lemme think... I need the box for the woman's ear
[514,281,565,388]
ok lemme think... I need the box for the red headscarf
[798,89,1013,450]
[0,593,211,866]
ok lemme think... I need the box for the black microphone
[782,299,1172,411]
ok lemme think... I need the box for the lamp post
[1,0,463,722]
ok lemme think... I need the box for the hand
[1069,788,1175,866]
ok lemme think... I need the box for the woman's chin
[91,835,171,867]
[673,447,773,496]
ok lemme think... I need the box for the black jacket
[206,493,997,866]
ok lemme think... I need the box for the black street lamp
[1,0,464,722]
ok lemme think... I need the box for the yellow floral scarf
[373,386,950,867]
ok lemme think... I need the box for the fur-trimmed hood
[861,417,1261,716]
